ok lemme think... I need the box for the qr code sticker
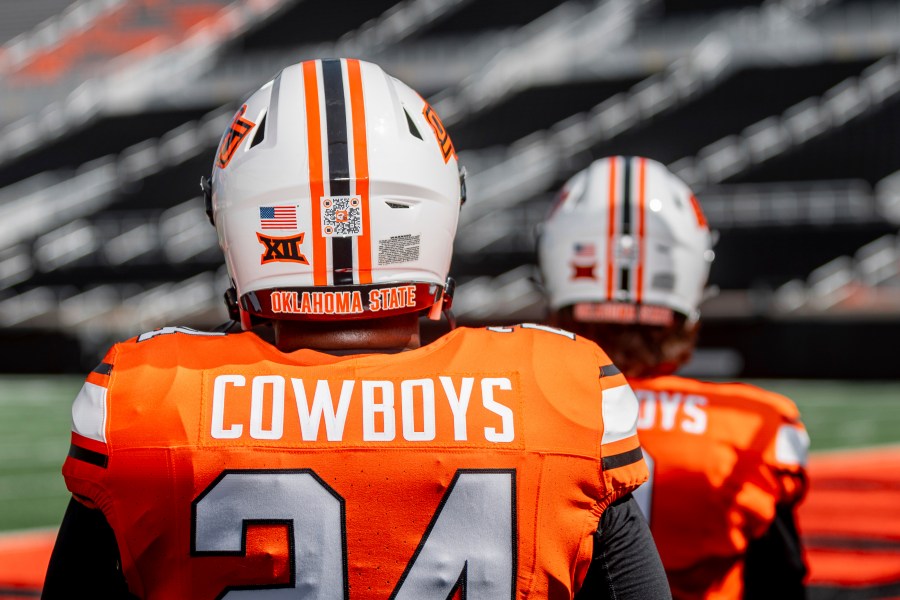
[321,195,362,237]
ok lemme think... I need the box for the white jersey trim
[775,424,809,467]
[601,383,640,445]
[72,382,108,443]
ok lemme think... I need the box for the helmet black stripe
[619,155,633,295]
[321,58,354,286]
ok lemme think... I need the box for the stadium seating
[1,6,899,598]
[0,0,899,377]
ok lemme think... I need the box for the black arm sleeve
[42,497,137,600]
[743,503,808,600]
[575,494,672,600]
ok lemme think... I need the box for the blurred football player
[538,156,809,600]
[42,61,670,599]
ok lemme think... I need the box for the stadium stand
[0,0,899,379]
[0,0,85,47]
[1,4,899,598]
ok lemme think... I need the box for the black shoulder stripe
[599,364,621,378]
[68,444,109,469]
[92,362,113,375]
[602,447,643,471]
[0,586,40,597]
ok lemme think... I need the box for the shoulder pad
[134,326,227,343]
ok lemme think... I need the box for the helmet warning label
[377,234,420,266]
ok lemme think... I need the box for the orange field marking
[799,446,900,587]
[0,529,56,594]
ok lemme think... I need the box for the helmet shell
[210,59,462,324]
[538,156,713,322]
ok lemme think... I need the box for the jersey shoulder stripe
[602,446,643,471]
[72,382,108,443]
[600,381,639,445]
[68,436,108,468]
[69,356,117,469]
[775,422,809,467]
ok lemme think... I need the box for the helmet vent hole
[249,113,267,148]
[385,201,412,209]
[404,108,423,140]
[570,186,588,207]
[652,273,676,291]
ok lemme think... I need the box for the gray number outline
[389,469,517,600]
[191,468,516,599]
[191,469,349,600]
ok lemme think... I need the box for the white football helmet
[538,156,713,324]
[204,59,465,328]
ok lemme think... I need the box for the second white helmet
[538,156,714,324]
[206,58,465,328]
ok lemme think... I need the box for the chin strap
[427,295,444,320]
[224,287,240,322]
[224,285,261,331]
[427,277,456,321]
[200,176,214,225]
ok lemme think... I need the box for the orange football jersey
[628,375,809,600]
[62,325,647,599]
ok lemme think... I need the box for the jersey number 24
[192,468,515,598]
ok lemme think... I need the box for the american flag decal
[574,242,596,257]
[259,206,298,229]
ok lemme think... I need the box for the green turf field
[753,379,900,452]
[0,376,81,532]
[0,376,898,532]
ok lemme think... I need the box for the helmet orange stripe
[347,59,372,285]
[636,157,647,304]
[689,193,708,229]
[303,61,328,286]
[606,156,618,301]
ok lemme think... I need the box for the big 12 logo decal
[257,233,309,265]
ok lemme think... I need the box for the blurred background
[0,0,898,597]
[0,0,899,378]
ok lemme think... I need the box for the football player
[538,156,809,600]
[42,61,670,599]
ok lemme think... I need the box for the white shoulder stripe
[775,424,809,467]
[601,383,639,445]
[72,382,108,443]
